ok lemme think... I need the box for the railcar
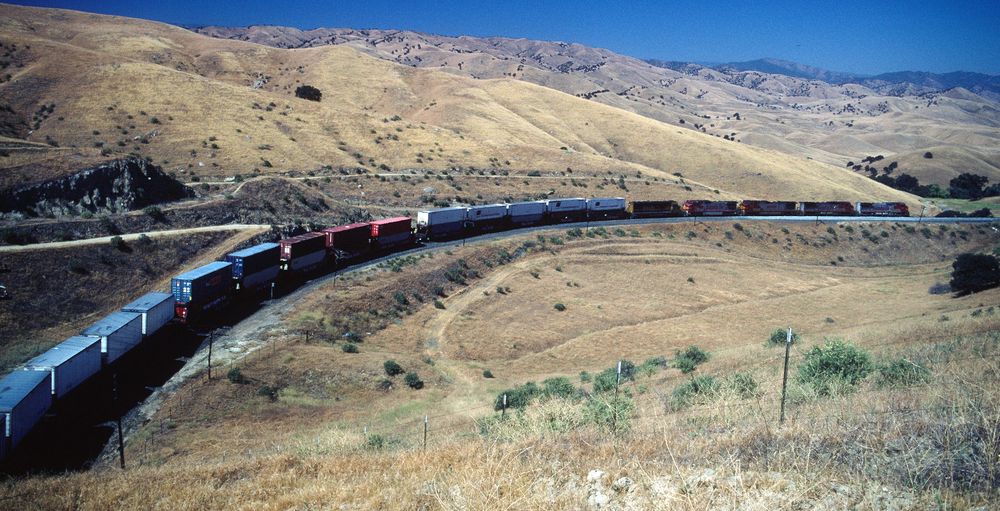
[856,202,909,216]
[627,200,684,218]
[739,200,798,216]
[545,198,587,223]
[467,204,508,232]
[799,201,856,216]
[226,243,281,293]
[279,233,327,273]
[417,207,467,241]
[171,261,234,324]
[683,200,739,216]
[371,217,414,251]
[323,222,372,264]
[586,197,627,220]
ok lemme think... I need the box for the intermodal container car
[171,261,234,323]
[545,198,587,223]
[627,200,683,218]
[507,201,546,226]
[227,243,280,291]
[586,197,627,219]
[121,292,175,336]
[683,200,739,216]
[418,207,467,240]
[279,233,327,272]
[799,201,856,216]
[856,202,909,216]
[0,370,52,454]
[82,312,144,364]
[371,217,413,250]
[739,200,798,216]
[323,222,372,253]
[467,205,508,232]
[23,336,102,398]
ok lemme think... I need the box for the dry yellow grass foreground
[0,4,916,207]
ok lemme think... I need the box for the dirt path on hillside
[0,224,271,252]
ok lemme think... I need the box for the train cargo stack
[22,336,102,399]
[508,201,546,226]
[323,222,372,262]
[586,198,627,219]
[0,371,52,455]
[467,205,507,232]
[279,233,327,273]
[122,292,175,336]
[371,217,415,250]
[683,200,739,216]
[171,261,234,324]
[799,201,855,216]
[227,243,281,292]
[82,312,144,364]
[545,198,587,223]
[418,207,468,240]
[857,202,909,216]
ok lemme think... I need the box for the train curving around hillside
[0,197,912,461]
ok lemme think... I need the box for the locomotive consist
[0,196,910,461]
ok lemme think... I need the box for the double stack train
[0,196,911,461]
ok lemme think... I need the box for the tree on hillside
[950,253,1000,295]
[295,85,322,102]
[948,173,989,200]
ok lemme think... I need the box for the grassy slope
[3,222,998,507]
[0,3,918,207]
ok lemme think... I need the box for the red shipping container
[323,222,371,250]
[279,232,326,261]
[370,217,412,238]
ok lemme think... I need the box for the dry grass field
[3,220,996,508]
[0,4,918,208]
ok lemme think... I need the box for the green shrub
[341,343,359,353]
[404,372,424,389]
[727,372,760,398]
[482,369,494,378]
[383,360,404,376]
[494,382,539,410]
[226,367,245,384]
[797,339,872,395]
[553,303,566,311]
[767,328,800,346]
[541,377,577,399]
[875,359,931,388]
[592,360,636,392]
[673,346,709,373]
[433,299,446,310]
[364,433,386,450]
[671,375,719,408]
[584,393,634,434]
[257,384,280,402]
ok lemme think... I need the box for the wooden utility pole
[113,373,125,469]
[207,332,214,381]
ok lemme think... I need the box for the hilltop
[196,25,1000,187]
[0,3,915,208]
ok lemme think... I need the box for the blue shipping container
[226,243,280,279]
[0,370,52,452]
[23,336,102,398]
[121,292,175,336]
[171,261,233,305]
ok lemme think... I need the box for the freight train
[0,197,912,461]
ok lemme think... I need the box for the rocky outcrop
[0,157,193,217]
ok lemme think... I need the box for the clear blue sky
[11,0,1000,75]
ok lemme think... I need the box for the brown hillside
[0,4,916,206]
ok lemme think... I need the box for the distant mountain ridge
[649,57,1000,100]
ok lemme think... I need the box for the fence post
[501,394,507,419]
[207,332,214,381]
[613,360,622,434]
[779,327,792,424]
[423,415,428,452]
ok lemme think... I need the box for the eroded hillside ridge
[0,156,192,217]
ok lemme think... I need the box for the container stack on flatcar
[279,233,327,273]
[0,370,52,457]
[22,336,102,399]
[82,312,144,365]
[467,204,508,232]
[856,202,909,216]
[371,217,415,250]
[507,201,547,226]
[418,207,468,240]
[323,222,373,264]
[226,243,281,293]
[171,261,234,324]
[545,198,588,223]
[122,292,175,337]
[586,198,627,219]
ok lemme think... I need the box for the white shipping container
[0,370,51,450]
[417,207,468,226]
[545,198,586,212]
[507,201,546,223]
[23,336,102,398]
[587,197,626,211]
[121,292,175,336]
[467,204,508,222]
[82,311,143,364]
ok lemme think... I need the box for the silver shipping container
[121,292,175,336]
[23,336,102,398]
[417,207,468,239]
[545,198,587,213]
[586,197,626,211]
[0,370,52,452]
[287,249,327,272]
[82,311,143,364]
[507,201,546,225]
[467,204,508,222]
